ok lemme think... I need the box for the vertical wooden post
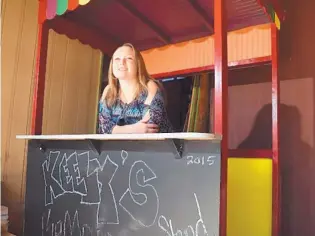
[271,23,280,236]
[31,1,49,135]
[214,0,228,235]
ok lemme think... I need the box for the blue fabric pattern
[98,88,173,134]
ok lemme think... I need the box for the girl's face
[112,46,137,81]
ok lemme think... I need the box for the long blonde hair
[102,43,159,107]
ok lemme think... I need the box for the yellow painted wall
[1,0,102,234]
[227,158,273,236]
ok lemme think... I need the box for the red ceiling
[45,0,284,54]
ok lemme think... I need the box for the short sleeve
[148,89,173,133]
[98,100,116,134]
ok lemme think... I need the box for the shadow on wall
[238,103,314,236]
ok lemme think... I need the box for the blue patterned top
[98,88,173,134]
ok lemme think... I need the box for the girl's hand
[132,114,159,133]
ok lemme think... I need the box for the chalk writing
[60,153,73,192]
[158,193,209,236]
[65,152,88,195]
[43,151,102,206]
[78,152,100,204]
[186,156,215,166]
[42,151,65,206]
[121,150,128,166]
[42,209,104,236]
[42,210,82,236]
[42,150,159,231]
[97,155,119,225]
[119,160,159,227]
[37,145,219,236]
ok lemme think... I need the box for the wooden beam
[32,3,49,134]
[152,56,271,79]
[229,149,273,158]
[214,1,228,236]
[117,0,171,44]
[271,23,280,236]
[187,0,214,32]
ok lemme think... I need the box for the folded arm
[98,100,116,134]
[144,81,173,133]
[98,100,137,134]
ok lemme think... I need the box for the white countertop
[16,132,222,141]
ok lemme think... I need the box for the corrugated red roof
[42,0,285,53]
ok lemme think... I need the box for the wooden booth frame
[31,1,285,236]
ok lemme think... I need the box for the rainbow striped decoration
[45,0,91,20]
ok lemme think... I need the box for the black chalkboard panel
[24,139,221,236]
